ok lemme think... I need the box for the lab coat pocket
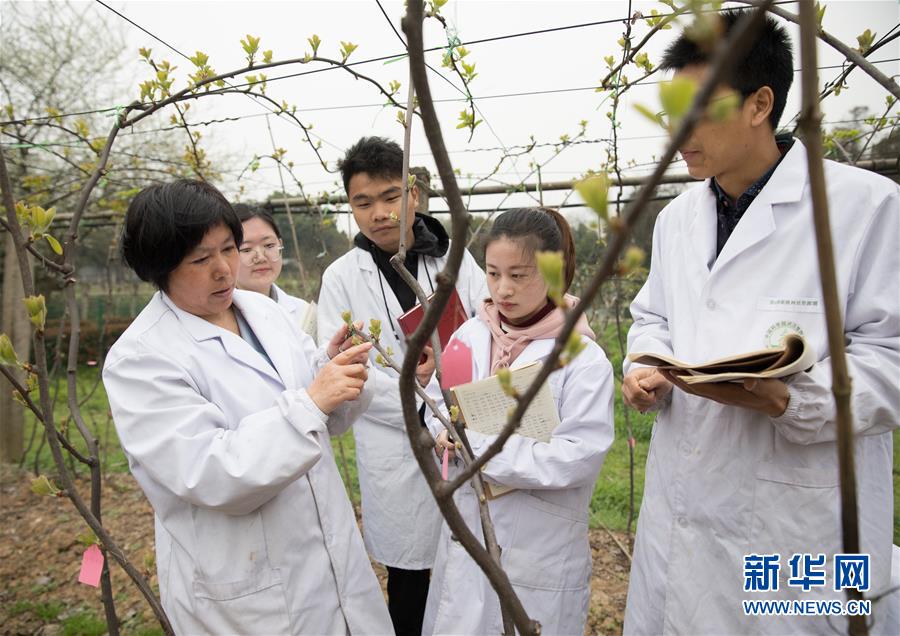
[749,462,840,557]
[192,567,291,634]
[502,494,591,591]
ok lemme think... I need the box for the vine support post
[796,2,867,634]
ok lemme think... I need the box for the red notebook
[397,288,469,349]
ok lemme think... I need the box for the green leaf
[815,2,826,28]
[634,103,665,128]
[308,34,322,55]
[189,51,209,68]
[0,333,19,366]
[707,91,741,122]
[31,475,61,497]
[622,245,647,273]
[341,310,353,325]
[659,76,698,121]
[262,50,273,64]
[340,41,358,63]
[856,29,876,54]
[76,529,99,546]
[369,319,382,341]
[43,234,63,255]
[560,331,587,366]
[574,174,610,221]
[22,294,47,331]
[241,34,260,56]
[496,368,515,397]
[634,51,653,74]
[535,250,565,305]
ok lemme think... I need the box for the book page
[452,361,560,443]
[681,337,816,384]
[630,334,813,383]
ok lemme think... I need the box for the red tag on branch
[78,544,104,587]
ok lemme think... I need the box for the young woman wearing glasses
[234,204,317,339]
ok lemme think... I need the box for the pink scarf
[478,294,596,374]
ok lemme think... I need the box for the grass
[19,355,899,543]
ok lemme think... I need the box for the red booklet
[397,288,469,349]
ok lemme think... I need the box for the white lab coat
[103,290,393,635]
[318,244,488,569]
[272,282,317,341]
[624,141,899,635]
[422,317,615,636]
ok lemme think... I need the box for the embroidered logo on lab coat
[764,320,804,348]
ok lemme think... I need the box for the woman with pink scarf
[422,207,615,636]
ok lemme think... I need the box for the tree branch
[796,3,867,634]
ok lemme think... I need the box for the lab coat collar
[159,291,288,387]
[709,138,807,274]
[232,290,296,388]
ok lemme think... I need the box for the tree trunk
[1,231,32,463]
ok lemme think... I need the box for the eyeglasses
[239,243,284,263]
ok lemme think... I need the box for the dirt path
[0,466,629,635]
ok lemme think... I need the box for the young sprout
[496,368,517,398]
[369,318,382,342]
[536,251,565,306]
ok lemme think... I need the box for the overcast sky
[4,0,899,227]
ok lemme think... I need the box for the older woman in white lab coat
[234,203,317,339]
[103,179,393,635]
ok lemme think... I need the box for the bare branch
[396,68,416,261]
[796,2,867,634]
[402,2,538,633]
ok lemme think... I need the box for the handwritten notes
[452,361,559,442]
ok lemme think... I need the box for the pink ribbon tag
[441,448,449,480]
[441,338,473,390]
[628,436,636,449]
[78,544,104,587]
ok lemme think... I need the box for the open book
[628,333,815,385]
[451,362,560,497]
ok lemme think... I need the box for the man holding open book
[622,10,899,635]
[317,137,487,635]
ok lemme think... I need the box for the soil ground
[0,465,630,635]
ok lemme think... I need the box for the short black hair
[659,9,793,130]
[233,203,281,239]
[338,136,403,193]
[121,179,242,291]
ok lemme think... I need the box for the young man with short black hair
[318,137,487,635]
[622,10,898,634]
